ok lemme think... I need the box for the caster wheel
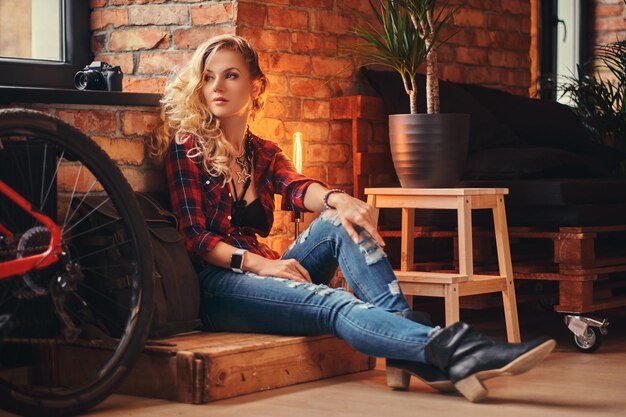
[573,326,602,353]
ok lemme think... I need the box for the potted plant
[556,38,626,175]
[349,0,468,187]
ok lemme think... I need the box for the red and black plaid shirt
[165,131,324,269]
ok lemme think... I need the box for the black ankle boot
[425,322,556,402]
[385,311,454,392]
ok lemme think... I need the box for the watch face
[230,251,245,271]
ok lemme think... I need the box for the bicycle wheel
[0,108,154,417]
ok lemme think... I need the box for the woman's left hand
[328,193,385,247]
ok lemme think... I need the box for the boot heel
[454,375,488,402]
[386,366,410,390]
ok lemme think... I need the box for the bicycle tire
[0,108,154,417]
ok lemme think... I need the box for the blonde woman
[153,34,556,402]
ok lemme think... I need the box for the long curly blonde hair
[151,34,269,184]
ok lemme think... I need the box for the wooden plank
[373,195,459,209]
[365,188,509,196]
[554,238,596,266]
[49,333,373,404]
[394,270,468,283]
[556,281,594,312]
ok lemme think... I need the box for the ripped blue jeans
[198,209,435,363]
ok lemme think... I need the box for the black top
[231,198,268,230]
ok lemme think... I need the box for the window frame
[540,0,592,101]
[0,0,91,89]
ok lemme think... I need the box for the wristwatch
[230,248,248,273]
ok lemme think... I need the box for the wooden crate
[47,332,374,404]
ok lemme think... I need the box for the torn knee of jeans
[320,209,342,226]
[296,225,311,244]
[387,280,400,295]
[357,228,387,265]
[244,272,267,280]
[351,299,375,309]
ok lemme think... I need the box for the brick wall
[594,0,626,45]
[85,0,536,253]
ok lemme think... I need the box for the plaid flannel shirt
[165,131,325,269]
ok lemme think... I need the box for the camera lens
[74,71,104,90]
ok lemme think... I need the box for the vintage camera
[74,61,123,91]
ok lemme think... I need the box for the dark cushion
[463,147,610,180]
[459,83,625,169]
[361,68,521,153]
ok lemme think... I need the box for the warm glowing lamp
[292,131,304,237]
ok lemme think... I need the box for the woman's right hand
[246,254,312,283]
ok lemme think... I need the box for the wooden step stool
[365,187,521,342]
[49,332,374,403]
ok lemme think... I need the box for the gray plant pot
[389,113,470,188]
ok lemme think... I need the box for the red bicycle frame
[0,180,62,279]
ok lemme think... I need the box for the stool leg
[457,197,473,277]
[445,284,460,326]
[493,196,521,343]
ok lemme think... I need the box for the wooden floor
[2,305,625,417]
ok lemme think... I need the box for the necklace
[234,135,252,184]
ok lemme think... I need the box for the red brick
[128,5,188,25]
[291,32,337,55]
[453,9,485,28]
[291,0,332,7]
[58,164,103,193]
[464,67,498,84]
[137,51,194,74]
[249,118,285,142]
[236,2,267,27]
[92,136,145,165]
[110,29,170,51]
[500,69,530,88]
[327,166,352,185]
[270,53,311,74]
[488,50,525,68]
[596,5,624,17]
[263,96,302,119]
[122,76,167,94]
[311,56,354,78]
[328,79,362,98]
[284,122,330,144]
[192,3,235,25]
[455,47,488,65]
[112,0,166,4]
[305,143,349,163]
[90,0,108,8]
[340,0,372,14]
[94,53,134,75]
[312,10,356,35]
[120,166,150,192]
[487,14,512,31]
[304,100,330,120]
[121,111,160,136]
[238,27,290,50]
[267,7,308,30]
[501,0,529,15]
[289,77,332,99]
[329,121,351,143]
[595,17,626,31]
[302,166,327,182]
[57,109,116,135]
[267,74,289,95]
[173,26,236,49]
[91,8,128,30]
[438,65,467,82]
